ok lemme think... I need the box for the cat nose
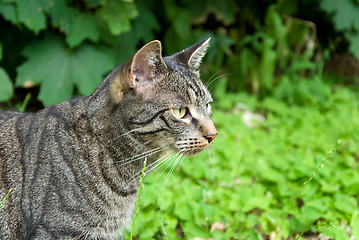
[204,132,217,143]
[203,119,217,144]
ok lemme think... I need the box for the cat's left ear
[170,37,211,72]
[129,40,167,90]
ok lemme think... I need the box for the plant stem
[0,189,12,209]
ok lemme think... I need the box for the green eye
[172,107,188,119]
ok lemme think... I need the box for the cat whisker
[113,146,167,166]
[158,150,183,180]
[143,152,177,176]
[117,147,168,168]
[208,145,216,184]
[110,128,143,142]
[206,71,222,87]
[206,72,232,88]
[129,152,172,183]
[130,152,178,184]
[159,151,185,199]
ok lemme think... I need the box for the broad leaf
[100,0,138,35]
[16,35,114,106]
[65,13,99,48]
[0,2,17,24]
[45,1,99,48]
[321,0,359,31]
[45,0,75,35]
[14,0,47,34]
[0,67,13,102]
[130,0,160,42]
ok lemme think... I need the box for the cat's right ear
[128,40,167,96]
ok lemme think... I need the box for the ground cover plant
[124,79,359,239]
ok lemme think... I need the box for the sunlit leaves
[16,34,114,106]
[124,86,359,239]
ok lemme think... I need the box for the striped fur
[0,38,216,239]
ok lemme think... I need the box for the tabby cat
[0,38,217,239]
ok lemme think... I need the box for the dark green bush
[0,0,358,108]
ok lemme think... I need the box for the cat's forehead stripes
[164,59,211,105]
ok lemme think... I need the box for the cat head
[110,38,217,155]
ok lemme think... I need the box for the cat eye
[172,107,189,119]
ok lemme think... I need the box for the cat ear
[170,37,211,71]
[129,40,167,89]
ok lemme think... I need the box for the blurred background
[0,0,359,108]
[1,0,359,239]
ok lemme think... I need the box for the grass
[124,84,359,240]
[0,189,11,209]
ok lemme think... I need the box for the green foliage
[124,84,359,239]
[0,0,358,107]
[15,34,114,106]
[320,0,359,59]
[0,0,138,106]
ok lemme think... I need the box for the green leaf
[45,0,76,35]
[0,2,17,24]
[174,202,193,221]
[173,10,192,38]
[334,194,357,215]
[65,13,100,48]
[45,1,99,48]
[0,67,13,102]
[16,34,114,106]
[203,0,237,25]
[100,0,138,35]
[130,0,160,42]
[242,196,270,212]
[14,0,47,34]
[320,0,359,31]
[351,211,359,239]
[0,42,2,60]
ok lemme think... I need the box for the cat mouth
[174,144,211,156]
[183,148,206,156]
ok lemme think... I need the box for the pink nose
[204,132,217,143]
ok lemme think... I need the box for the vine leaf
[16,34,114,106]
[0,67,13,102]
[131,1,160,42]
[100,0,138,35]
[0,2,17,24]
[65,13,99,48]
[14,0,47,34]
[45,1,99,48]
[321,0,359,31]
